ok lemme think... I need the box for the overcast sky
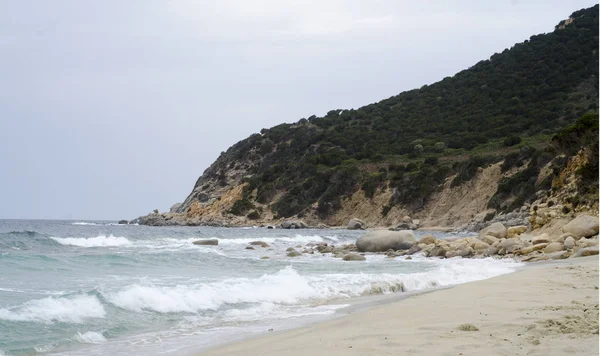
[0,0,596,220]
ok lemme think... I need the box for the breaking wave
[104,258,521,315]
[0,295,106,323]
[50,235,132,247]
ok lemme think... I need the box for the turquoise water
[0,220,522,355]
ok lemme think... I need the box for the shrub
[503,136,522,146]
[247,210,260,220]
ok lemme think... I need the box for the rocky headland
[131,6,598,253]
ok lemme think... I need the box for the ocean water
[0,220,523,355]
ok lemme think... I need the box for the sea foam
[0,295,106,323]
[74,331,107,344]
[50,235,132,247]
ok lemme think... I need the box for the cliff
[137,5,599,229]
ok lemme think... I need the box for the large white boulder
[479,222,507,240]
[562,215,599,238]
[356,230,415,252]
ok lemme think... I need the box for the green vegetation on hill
[200,5,599,219]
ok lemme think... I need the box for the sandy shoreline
[197,256,599,356]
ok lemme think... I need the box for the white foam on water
[71,222,100,226]
[216,234,343,245]
[220,302,347,323]
[105,258,521,316]
[0,295,106,323]
[74,331,107,344]
[105,267,316,313]
[34,344,56,353]
[50,235,132,247]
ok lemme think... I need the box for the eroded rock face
[479,222,507,240]
[169,203,182,213]
[356,230,415,252]
[562,215,599,238]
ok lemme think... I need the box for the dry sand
[198,256,599,356]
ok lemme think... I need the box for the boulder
[531,234,551,245]
[507,225,527,238]
[193,239,219,246]
[481,235,499,246]
[245,246,255,250]
[523,254,550,262]
[401,215,412,224]
[543,242,564,254]
[500,238,518,251]
[319,245,334,254]
[484,246,499,256]
[250,241,270,248]
[562,215,599,238]
[446,247,473,258]
[118,219,128,225]
[571,246,599,258]
[394,222,417,230]
[577,238,598,248]
[407,244,422,255]
[343,253,366,261]
[419,235,436,245]
[479,222,507,240]
[286,249,302,257]
[519,243,548,255]
[471,240,490,251]
[430,246,447,258]
[347,218,366,230]
[356,230,416,252]
[281,220,309,229]
[547,251,570,260]
[563,236,576,249]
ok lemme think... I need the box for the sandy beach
[199,256,599,356]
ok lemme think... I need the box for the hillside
[138,5,599,228]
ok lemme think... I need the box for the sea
[0,219,523,355]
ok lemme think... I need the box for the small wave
[0,230,53,250]
[217,234,343,245]
[0,295,106,323]
[71,222,101,226]
[74,331,107,344]
[50,235,132,247]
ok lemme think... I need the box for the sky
[0,0,597,220]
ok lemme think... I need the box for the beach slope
[199,256,599,356]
